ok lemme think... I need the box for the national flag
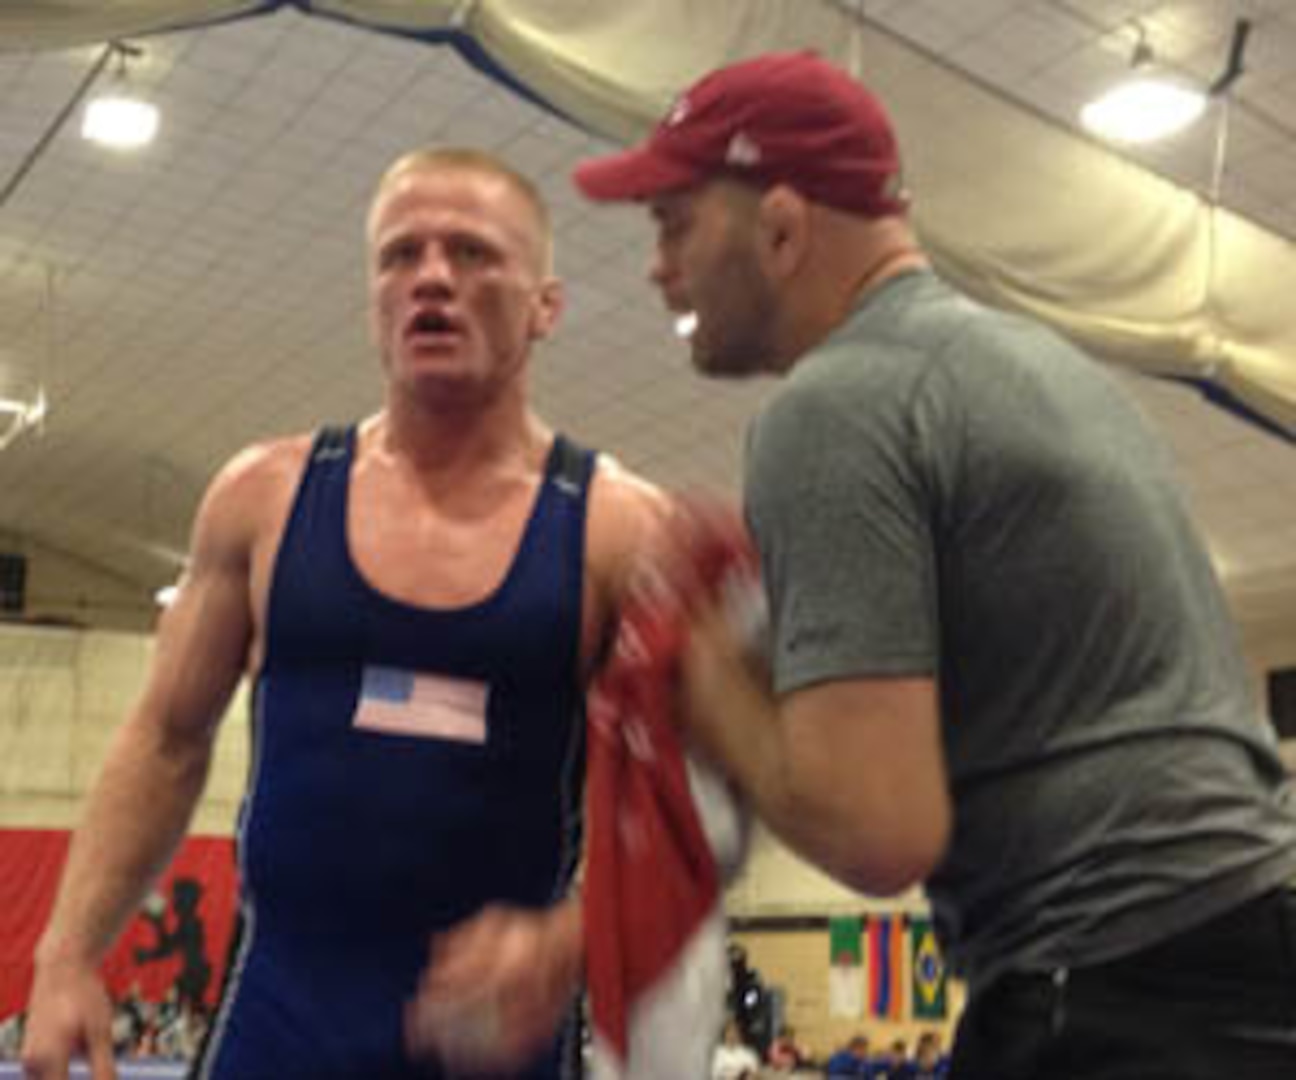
[828,915,864,1018]
[868,915,905,1020]
[909,916,948,1020]
[351,665,487,743]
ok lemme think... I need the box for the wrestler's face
[648,180,780,378]
[368,166,561,409]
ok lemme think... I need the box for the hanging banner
[909,916,948,1021]
[868,914,905,1020]
[827,915,864,1018]
[0,829,238,1021]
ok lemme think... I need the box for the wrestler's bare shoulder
[591,453,671,525]
[205,434,313,503]
[193,433,317,548]
[586,453,672,596]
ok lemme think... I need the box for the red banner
[0,829,238,1018]
[868,914,905,1020]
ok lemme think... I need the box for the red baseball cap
[573,51,907,216]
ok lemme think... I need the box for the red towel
[585,517,757,1079]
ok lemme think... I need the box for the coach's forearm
[683,626,946,896]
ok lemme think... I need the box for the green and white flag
[828,915,864,1018]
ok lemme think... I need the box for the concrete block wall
[0,623,249,834]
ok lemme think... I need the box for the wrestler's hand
[405,898,582,1075]
[21,956,117,1080]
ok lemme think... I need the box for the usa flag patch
[352,665,488,744]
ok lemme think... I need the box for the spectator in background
[767,1024,809,1071]
[112,982,149,1057]
[133,1020,159,1060]
[713,1018,762,1080]
[109,1003,134,1058]
[873,1037,909,1079]
[826,1033,871,1076]
[910,1031,949,1080]
[727,942,774,1054]
[155,997,206,1060]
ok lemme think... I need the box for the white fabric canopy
[4,0,1294,436]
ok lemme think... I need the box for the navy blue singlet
[199,427,594,1080]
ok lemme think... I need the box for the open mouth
[406,310,463,341]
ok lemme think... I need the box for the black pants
[949,886,1296,1080]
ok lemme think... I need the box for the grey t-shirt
[745,269,1296,988]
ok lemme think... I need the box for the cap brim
[573,144,706,202]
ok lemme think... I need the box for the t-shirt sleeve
[745,362,940,696]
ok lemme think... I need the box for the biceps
[784,677,943,778]
[138,563,252,739]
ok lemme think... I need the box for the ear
[530,277,565,341]
[756,185,810,280]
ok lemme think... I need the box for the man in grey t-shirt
[575,51,1296,1079]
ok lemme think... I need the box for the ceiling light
[82,94,159,149]
[1081,78,1206,144]
[0,391,46,452]
[81,42,158,151]
[1081,18,1251,146]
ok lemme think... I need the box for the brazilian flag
[909,916,947,1020]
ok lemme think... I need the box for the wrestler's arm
[22,446,283,1080]
[680,603,951,897]
[547,452,675,959]
[581,452,676,672]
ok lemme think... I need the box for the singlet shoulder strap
[547,433,597,495]
[309,424,353,462]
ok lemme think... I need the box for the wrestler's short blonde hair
[368,148,553,273]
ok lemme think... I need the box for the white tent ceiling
[1,0,1294,631]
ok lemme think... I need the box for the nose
[648,248,673,291]
[413,243,454,296]
[648,249,691,314]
